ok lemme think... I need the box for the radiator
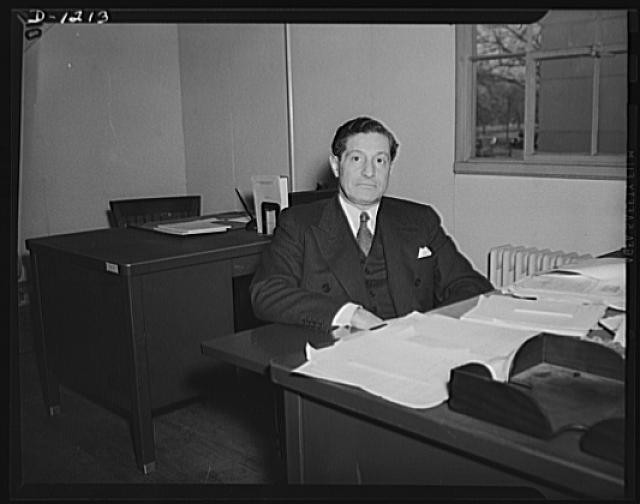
[488,244,593,288]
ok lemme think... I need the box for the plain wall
[19,24,187,258]
[178,24,289,214]
[453,176,626,275]
[18,22,627,278]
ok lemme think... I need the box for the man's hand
[330,306,384,341]
[350,306,383,330]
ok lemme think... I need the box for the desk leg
[29,252,61,416]
[272,385,286,461]
[283,390,303,483]
[126,277,156,473]
[129,376,155,474]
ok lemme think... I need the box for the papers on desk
[153,218,231,235]
[225,215,251,224]
[505,257,626,311]
[293,312,539,409]
[291,259,625,410]
[461,295,607,337]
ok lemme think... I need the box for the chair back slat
[109,196,201,228]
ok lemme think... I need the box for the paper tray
[448,333,624,464]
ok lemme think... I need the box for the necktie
[357,211,373,256]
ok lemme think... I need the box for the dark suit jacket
[250,195,493,330]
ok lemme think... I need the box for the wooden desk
[201,323,333,376]
[27,226,271,473]
[201,298,626,499]
[270,357,624,498]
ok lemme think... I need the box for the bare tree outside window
[474,24,539,158]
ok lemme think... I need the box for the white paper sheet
[506,257,626,310]
[551,257,625,283]
[461,294,607,337]
[154,218,231,235]
[294,313,538,409]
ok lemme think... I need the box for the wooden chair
[108,195,201,228]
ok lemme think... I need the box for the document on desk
[153,218,231,235]
[461,294,607,337]
[225,216,251,224]
[505,257,626,310]
[293,312,538,409]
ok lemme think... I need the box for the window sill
[454,159,627,180]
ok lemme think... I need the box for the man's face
[329,132,392,209]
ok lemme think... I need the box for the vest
[358,231,397,320]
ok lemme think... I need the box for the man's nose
[362,159,375,177]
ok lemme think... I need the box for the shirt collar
[337,193,380,237]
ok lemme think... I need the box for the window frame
[454,19,627,180]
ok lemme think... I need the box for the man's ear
[329,155,340,178]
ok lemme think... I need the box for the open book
[294,312,539,409]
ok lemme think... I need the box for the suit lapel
[311,196,369,304]
[378,199,420,315]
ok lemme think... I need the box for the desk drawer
[231,254,261,277]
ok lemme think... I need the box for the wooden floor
[15,306,288,498]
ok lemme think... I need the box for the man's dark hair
[331,116,399,162]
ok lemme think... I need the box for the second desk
[27,226,271,473]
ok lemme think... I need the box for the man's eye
[350,155,361,162]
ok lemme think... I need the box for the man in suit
[250,116,493,333]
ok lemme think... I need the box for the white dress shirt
[331,194,380,328]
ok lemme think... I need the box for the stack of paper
[293,312,539,409]
[461,294,607,337]
[154,219,231,235]
[505,257,626,310]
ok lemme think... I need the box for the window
[455,10,627,179]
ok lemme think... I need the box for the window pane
[539,10,599,50]
[475,58,525,159]
[600,12,627,45]
[535,57,594,154]
[599,53,627,154]
[460,11,626,177]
